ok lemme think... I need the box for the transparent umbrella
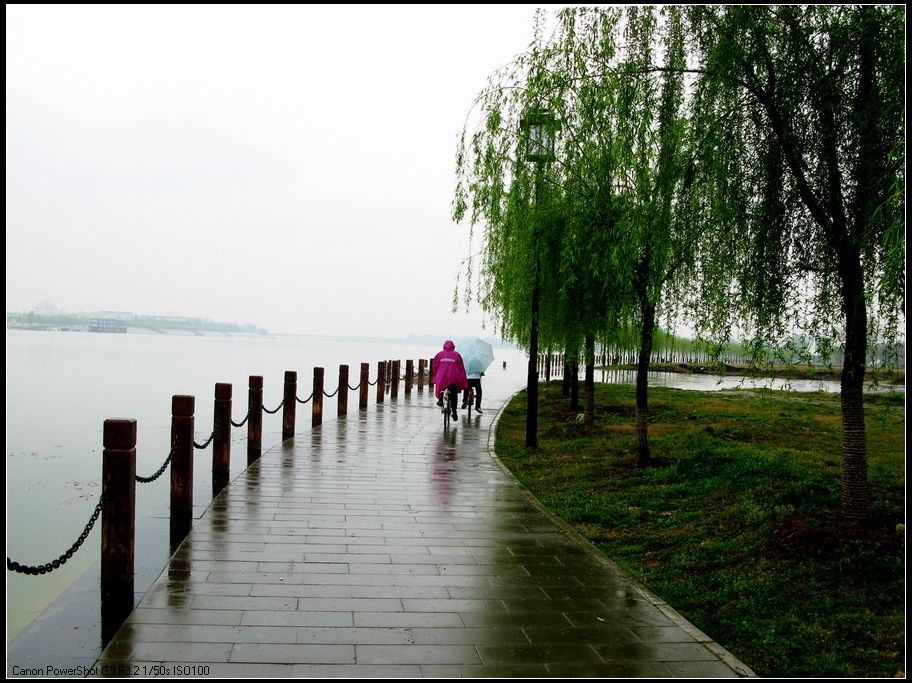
[458,338,495,376]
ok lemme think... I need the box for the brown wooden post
[312,367,324,428]
[359,362,369,411]
[391,360,400,400]
[248,376,263,465]
[282,371,296,440]
[101,417,136,643]
[417,359,426,392]
[102,419,136,596]
[338,364,349,417]
[213,382,231,495]
[405,360,414,395]
[170,395,194,550]
[428,357,435,389]
[376,361,385,404]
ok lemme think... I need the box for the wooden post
[213,382,231,495]
[248,376,263,465]
[170,395,194,551]
[338,364,349,418]
[376,361,385,404]
[102,419,136,596]
[312,367,324,428]
[417,359,426,392]
[282,371,296,440]
[391,360,400,400]
[405,360,413,395]
[359,362,369,411]
[101,418,136,643]
[428,357,435,389]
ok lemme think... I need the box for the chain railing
[136,435,180,483]
[8,356,422,584]
[193,415,220,450]
[7,492,106,575]
[262,398,284,414]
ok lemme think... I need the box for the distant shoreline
[603,361,905,386]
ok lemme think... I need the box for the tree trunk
[839,248,869,520]
[584,335,595,428]
[636,299,656,468]
[570,359,580,412]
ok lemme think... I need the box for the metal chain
[230,412,250,428]
[296,392,313,404]
[193,415,220,450]
[347,382,361,391]
[136,434,180,483]
[262,398,284,414]
[322,388,339,398]
[367,378,380,386]
[7,492,106,575]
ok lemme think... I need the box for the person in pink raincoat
[432,340,468,420]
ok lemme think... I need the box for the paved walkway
[94,378,755,677]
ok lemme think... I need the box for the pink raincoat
[432,340,468,399]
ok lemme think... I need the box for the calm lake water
[5,330,901,641]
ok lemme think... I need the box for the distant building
[88,318,127,333]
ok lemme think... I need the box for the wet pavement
[93,379,755,677]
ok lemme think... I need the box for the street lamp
[521,110,558,448]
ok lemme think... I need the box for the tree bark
[570,359,580,412]
[636,298,656,468]
[584,335,595,428]
[838,245,869,519]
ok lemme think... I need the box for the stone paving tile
[290,664,423,677]
[230,643,355,664]
[353,612,465,628]
[295,627,415,645]
[125,608,244,626]
[94,377,755,677]
[478,643,605,665]
[240,611,354,627]
[356,644,481,665]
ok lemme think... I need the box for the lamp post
[521,110,557,448]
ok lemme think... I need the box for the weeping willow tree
[454,7,704,458]
[685,5,905,519]
[453,10,634,435]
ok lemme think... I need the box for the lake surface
[6,330,901,640]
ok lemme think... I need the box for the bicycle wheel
[467,389,473,418]
[443,390,450,429]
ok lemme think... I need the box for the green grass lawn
[494,382,905,677]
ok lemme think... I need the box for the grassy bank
[494,382,905,677]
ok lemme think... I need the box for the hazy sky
[6,4,551,337]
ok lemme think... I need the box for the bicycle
[441,387,453,429]
[465,387,475,418]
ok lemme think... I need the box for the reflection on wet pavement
[94,383,755,677]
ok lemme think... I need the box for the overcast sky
[6,4,552,338]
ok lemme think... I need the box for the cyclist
[432,340,468,421]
